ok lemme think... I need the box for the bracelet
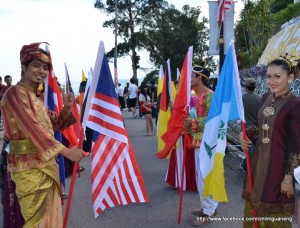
[282,179,293,185]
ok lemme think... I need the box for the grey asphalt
[0,111,298,227]
[63,111,248,228]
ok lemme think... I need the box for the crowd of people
[1,41,300,228]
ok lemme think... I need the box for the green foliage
[94,0,168,79]
[141,70,159,85]
[273,2,300,31]
[140,5,212,80]
[235,0,300,68]
[270,0,294,13]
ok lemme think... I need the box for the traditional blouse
[189,90,213,147]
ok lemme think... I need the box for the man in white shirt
[127,77,138,118]
[117,83,125,111]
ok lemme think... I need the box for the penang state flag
[199,42,244,202]
[83,41,148,218]
[156,46,193,159]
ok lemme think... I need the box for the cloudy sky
[0,0,243,87]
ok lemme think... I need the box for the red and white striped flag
[217,0,233,26]
[84,41,148,218]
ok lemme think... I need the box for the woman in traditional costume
[0,42,83,228]
[240,57,300,227]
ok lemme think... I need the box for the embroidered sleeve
[204,92,213,112]
[197,92,213,133]
[285,100,300,175]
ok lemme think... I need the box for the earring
[288,80,292,84]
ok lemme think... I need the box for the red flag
[156,47,193,159]
[85,41,148,217]
[217,0,233,26]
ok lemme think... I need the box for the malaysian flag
[83,41,148,217]
[217,0,233,26]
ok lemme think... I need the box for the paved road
[0,111,298,227]
[63,111,247,228]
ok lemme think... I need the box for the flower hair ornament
[279,53,300,74]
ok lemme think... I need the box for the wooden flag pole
[241,122,258,228]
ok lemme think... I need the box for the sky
[0,0,244,89]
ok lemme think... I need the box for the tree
[235,0,274,67]
[235,0,298,68]
[94,0,168,81]
[140,4,212,80]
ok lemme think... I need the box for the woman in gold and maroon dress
[240,57,300,227]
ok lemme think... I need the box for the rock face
[258,16,300,66]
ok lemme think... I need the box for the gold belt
[10,139,38,155]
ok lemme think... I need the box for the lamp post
[114,0,118,85]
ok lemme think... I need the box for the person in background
[0,76,4,122]
[150,80,158,122]
[239,57,300,227]
[139,83,154,135]
[128,77,138,118]
[75,80,87,116]
[117,83,125,111]
[124,82,130,110]
[239,78,261,172]
[2,75,12,94]
[0,76,4,100]
[0,42,83,227]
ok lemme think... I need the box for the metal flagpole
[114,0,118,85]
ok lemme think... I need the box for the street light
[114,0,118,85]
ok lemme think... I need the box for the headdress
[278,53,300,74]
[192,60,210,79]
[20,42,52,66]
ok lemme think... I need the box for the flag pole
[63,128,89,228]
[177,108,189,224]
[219,22,225,74]
[114,0,118,85]
[241,121,258,228]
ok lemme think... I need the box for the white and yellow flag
[199,41,244,202]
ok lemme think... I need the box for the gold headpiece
[279,53,299,73]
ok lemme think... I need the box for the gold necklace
[261,92,291,144]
